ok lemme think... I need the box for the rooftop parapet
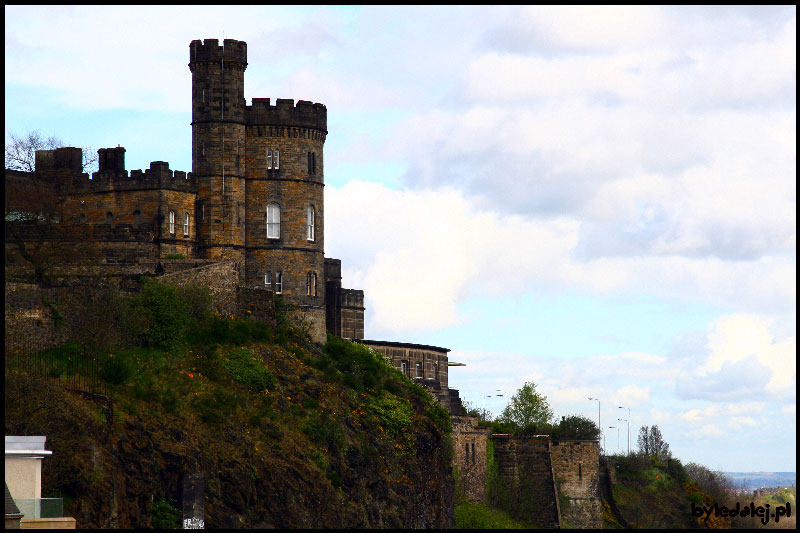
[246,98,327,132]
[189,38,247,66]
[85,159,194,192]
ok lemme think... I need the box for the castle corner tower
[189,38,248,262]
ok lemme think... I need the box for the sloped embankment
[5,331,454,528]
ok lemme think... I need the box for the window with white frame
[306,205,315,241]
[264,271,271,288]
[169,211,175,234]
[275,272,282,294]
[267,149,280,170]
[184,213,190,236]
[267,203,280,239]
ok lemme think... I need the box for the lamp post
[618,406,631,455]
[608,426,620,454]
[588,397,601,451]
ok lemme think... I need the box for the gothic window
[267,203,280,239]
[169,211,175,234]
[184,213,190,236]
[264,271,271,288]
[306,205,315,241]
[275,272,282,294]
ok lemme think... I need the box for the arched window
[267,203,280,239]
[306,205,315,241]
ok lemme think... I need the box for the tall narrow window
[184,213,190,236]
[264,272,272,288]
[274,150,280,169]
[267,203,280,239]
[306,272,317,296]
[306,205,315,241]
[169,211,175,234]
[267,149,273,170]
[275,272,282,294]
[416,361,422,378]
[401,361,407,375]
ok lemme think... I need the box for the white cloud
[703,314,796,392]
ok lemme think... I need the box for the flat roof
[358,339,450,354]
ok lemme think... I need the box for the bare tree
[5,130,98,173]
[5,131,100,282]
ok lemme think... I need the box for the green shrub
[101,354,134,385]
[303,412,346,452]
[221,348,275,392]
[366,391,414,437]
[455,501,530,529]
[151,497,181,529]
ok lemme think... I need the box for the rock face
[4,349,455,528]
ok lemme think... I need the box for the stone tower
[189,38,248,262]
[243,97,328,341]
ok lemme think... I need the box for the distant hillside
[724,472,796,491]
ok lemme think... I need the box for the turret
[189,38,248,261]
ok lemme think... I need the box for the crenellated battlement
[246,98,327,132]
[189,38,247,67]
[78,158,195,193]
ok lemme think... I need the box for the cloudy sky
[5,6,795,472]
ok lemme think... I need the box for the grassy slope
[5,314,454,528]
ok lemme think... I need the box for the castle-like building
[11,39,365,344]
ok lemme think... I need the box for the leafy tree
[498,381,553,432]
[552,414,600,440]
[637,424,671,459]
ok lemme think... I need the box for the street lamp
[608,426,620,454]
[618,406,631,455]
[588,397,601,451]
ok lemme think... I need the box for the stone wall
[235,286,276,327]
[551,440,602,529]
[158,261,240,316]
[451,416,491,503]
[490,435,560,528]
